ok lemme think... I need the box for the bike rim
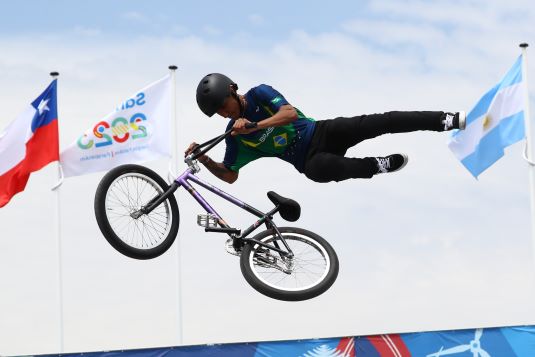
[104,173,173,250]
[249,233,331,292]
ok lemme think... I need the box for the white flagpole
[168,65,183,345]
[50,71,64,353]
[519,43,535,271]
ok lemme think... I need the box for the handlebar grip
[245,122,258,129]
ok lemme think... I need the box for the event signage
[61,75,171,177]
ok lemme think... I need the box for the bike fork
[133,181,180,218]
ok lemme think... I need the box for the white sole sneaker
[458,111,466,130]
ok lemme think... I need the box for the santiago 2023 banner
[60,75,171,177]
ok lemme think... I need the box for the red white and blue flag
[0,80,59,207]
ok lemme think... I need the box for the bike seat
[267,191,301,222]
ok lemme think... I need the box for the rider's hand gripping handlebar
[185,121,258,171]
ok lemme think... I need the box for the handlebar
[187,121,258,162]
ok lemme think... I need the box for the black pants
[303,111,446,182]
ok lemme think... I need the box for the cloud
[170,24,188,36]
[73,26,101,37]
[342,0,534,81]
[202,25,222,36]
[370,0,534,30]
[1,1,535,353]
[248,14,265,26]
[121,11,150,23]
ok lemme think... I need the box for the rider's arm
[233,104,297,134]
[200,156,238,184]
[184,142,239,183]
[233,84,298,134]
[257,104,298,129]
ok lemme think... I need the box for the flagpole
[519,43,535,273]
[50,71,64,353]
[169,65,183,345]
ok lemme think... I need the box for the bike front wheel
[94,164,179,260]
[240,227,338,301]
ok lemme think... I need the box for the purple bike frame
[174,168,265,228]
[140,166,291,254]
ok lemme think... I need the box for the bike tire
[240,227,338,301]
[94,164,179,260]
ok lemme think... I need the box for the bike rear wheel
[240,227,338,301]
[94,164,179,260]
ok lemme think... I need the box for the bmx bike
[94,124,339,301]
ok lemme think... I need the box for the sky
[1,0,535,355]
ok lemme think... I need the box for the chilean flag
[0,80,59,207]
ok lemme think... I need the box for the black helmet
[196,73,238,117]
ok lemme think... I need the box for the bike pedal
[197,213,218,228]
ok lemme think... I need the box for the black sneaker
[375,154,409,174]
[442,111,466,130]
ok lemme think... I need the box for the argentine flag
[449,56,526,178]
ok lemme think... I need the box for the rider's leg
[303,152,378,182]
[304,152,409,182]
[302,111,463,182]
[320,111,455,153]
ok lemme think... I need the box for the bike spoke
[249,233,330,292]
[105,173,173,250]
